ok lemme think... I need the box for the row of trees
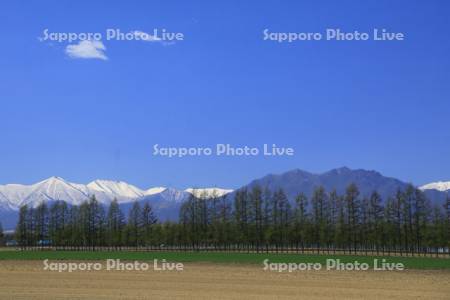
[13,184,450,254]
[179,184,449,253]
[15,198,157,249]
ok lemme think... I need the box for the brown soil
[0,260,448,299]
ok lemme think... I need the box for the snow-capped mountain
[144,187,167,196]
[22,176,91,206]
[0,183,33,209]
[87,179,146,202]
[0,177,232,211]
[0,177,160,210]
[420,181,450,192]
[185,188,233,198]
[0,177,233,229]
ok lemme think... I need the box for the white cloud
[65,40,108,60]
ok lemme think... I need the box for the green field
[0,250,449,270]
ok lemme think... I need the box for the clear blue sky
[0,0,449,189]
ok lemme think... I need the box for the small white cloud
[65,40,108,60]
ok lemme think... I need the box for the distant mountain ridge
[0,167,448,230]
[0,177,234,229]
[0,177,167,209]
[240,167,448,206]
[0,177,233,211]
[242,167,409,200]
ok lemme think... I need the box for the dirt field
[0,260,449,300]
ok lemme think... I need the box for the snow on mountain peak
[24,176,91,207]
[87,180,145,199]
[0,177,233,211]
[0,178,175,210]
[420,181,450,192]
[185,188,233,198]
[144,187,167,196]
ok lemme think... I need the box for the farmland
[0,259,449,300]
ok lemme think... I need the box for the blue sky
[0,0,449,189]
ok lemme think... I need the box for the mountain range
[244,167,449,201]
[0,167,448,229]
[0,177,232,229]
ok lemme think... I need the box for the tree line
[13,184,450,254]
[15,198,157,249]
[0,221,4,246]
[179,184,449,254]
